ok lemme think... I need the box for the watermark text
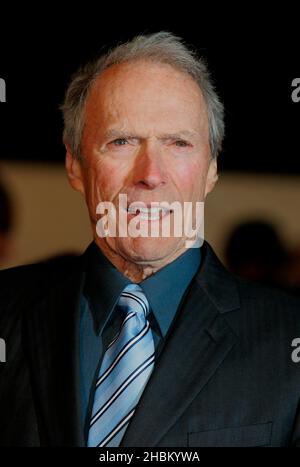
[0,338,6,363]
[0,78,6,102]
[291,78,300,103]
[95,194,204,248]
[291,338,300,363]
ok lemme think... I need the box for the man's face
[66,60,218,266]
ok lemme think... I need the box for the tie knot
[118,284,150,318]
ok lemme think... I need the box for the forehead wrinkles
[89,62,205,110]
[84,61,209,139]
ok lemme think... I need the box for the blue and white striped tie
[87,283,155,447]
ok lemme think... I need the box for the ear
[65,147,85,195]
[204,157,218,197]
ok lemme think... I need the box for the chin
[115,236,185,265]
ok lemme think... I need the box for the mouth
[126,205,172,221]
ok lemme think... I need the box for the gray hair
[61,32,224,159]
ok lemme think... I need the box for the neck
[93,238,188,283]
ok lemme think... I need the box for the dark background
[0,11,299,174]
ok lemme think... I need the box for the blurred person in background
[284,247,300,297]
[225,220,288,288]
[225,220,300,296]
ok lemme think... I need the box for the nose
[132,141,167,190]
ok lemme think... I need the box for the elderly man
[1,32,300,447]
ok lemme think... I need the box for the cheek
[84,160,126,205]
[173,158,208,199]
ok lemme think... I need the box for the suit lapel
[22,256,86,446]
[121,242,240,447]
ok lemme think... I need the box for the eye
[174,140,191,148]
[111,138,128,146]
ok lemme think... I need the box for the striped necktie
[87,283,155,447]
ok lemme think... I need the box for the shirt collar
[83,242,201,337]
[139,246,201,337]
[83,243,130,334]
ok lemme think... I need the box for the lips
[127,205,172,221]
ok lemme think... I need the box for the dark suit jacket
[1,241,300,447]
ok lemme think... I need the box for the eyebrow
[104,129,138,140]
[158,131,197,140]
[103,129,197,140]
